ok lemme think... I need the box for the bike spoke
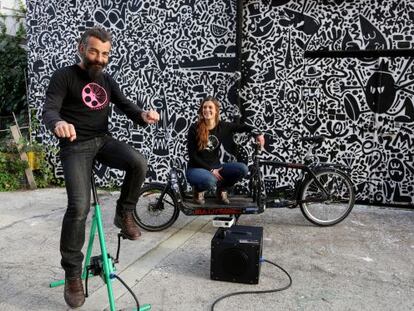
[300,170,355,226]
[134,185,179,231]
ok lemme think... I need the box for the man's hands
[141,109,160,124]
[53,110,159,142]
[54,121,77,142]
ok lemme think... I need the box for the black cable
[111,274,140,310]
[85,272,89,298]
[85,268,90,298]
[115,233,122,263]
[210,258,292,311]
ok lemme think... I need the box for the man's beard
[83,57,106,81]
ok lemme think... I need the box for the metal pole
[235,0,244,123]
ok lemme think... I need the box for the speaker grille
[211,225,263,284]
[221,248,249,277]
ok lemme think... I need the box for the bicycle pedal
[212,216,235,228]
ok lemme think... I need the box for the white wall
[0,0,25,36]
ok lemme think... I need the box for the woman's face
[202,101,217,121]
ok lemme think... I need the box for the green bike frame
[50,175,151,311]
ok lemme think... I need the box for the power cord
[210,258,292,311]
[111,273,140,310]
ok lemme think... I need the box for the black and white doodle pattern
[27,0,414,206]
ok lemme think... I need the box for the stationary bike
[50,174,151,311]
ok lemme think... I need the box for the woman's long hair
[196,96,220,151]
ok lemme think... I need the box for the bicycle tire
[299,169,355,226]
[248,164,264,204]
[133,183,180,231]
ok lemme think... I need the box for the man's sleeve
[109,76,146,127]
[42,70,67,131]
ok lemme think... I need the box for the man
[42,27,159,308]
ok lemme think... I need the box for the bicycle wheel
[133,183,180,231]
[299,169,355,226]
[248,164,264,204]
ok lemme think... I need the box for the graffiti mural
[27,0,414,206]
[26,0,241,186]
[240,0,414,205]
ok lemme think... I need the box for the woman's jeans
[186,162,248,192]
[59,135,147,278]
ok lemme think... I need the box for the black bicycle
[133,135,355,231]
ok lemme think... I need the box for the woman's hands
[210,167,223,180]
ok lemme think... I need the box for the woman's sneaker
[216,190,230,205]
[193,190,205,205]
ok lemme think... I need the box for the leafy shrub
[33,149,65,188]
[0,151,27,191]
[0,3,27,117]
[0,138,64,191]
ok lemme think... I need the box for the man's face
[79,36,111,80]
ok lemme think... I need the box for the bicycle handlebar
[250,135,327,162]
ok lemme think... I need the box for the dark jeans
[186,162,248,192]
[59,135,147,278]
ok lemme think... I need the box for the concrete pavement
[0,188,413,311]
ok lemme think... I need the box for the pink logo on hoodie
[82,83,108,110]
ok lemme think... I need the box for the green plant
[19,137,44,153]
[0,1,27,117]
[32,150,55,188]
[21,139,65,188]
[0,151,27,191]
[0,136,64,190]
[100,179,121,191]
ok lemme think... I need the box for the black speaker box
[211,225,263,284]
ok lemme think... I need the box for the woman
[186,96,265,205]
